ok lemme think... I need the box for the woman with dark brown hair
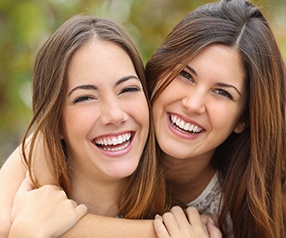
[147,0,286,237]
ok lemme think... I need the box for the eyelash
[179,70,195,83]
[212,89,233,100]
[73,96,94,104]
[72,87,141,104]
[180,70,234,100]
[120,86,141,94]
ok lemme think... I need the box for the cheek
[153,80,182,108]
[140,101,150,122]
[61,107,99,140]
[208,102,244,132]
[152,89,170,113]
[128,96,150,130]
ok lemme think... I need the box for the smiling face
[61,40,149,182]
[152,44,247,161]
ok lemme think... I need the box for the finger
[153,214,170,238]
[185,206,203,226]
[207,219,222,238]
[69,199,78,208]
[200,214,210,225]
[74,204,88,219]
[161,211,181,235]
[168,206,190,230]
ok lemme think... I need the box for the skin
[61,40,149,216]
[0,44,244,238]
[5,39,152,238]
[156,45,247,204]
[154,207,220,238]
[9,179,221,238]
[9,175,87,238]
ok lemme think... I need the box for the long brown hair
[146,0,286,237]
[22,15,167,219]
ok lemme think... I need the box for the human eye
[179,70,195,83]
[212,88,234,100]
[120,86,141,95]
[73,95,95,104]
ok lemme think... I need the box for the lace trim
[186,173,221,215]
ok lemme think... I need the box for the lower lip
[94,135,135,158]
[167,114,203,140]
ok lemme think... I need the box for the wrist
[9,219,51,238]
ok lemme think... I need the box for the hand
[9,175,87,238]
[153,206,221,238]
[200,214,220,238]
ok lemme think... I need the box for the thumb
[207,218,222,238]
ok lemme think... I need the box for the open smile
[93,132,134,152]
[170,114,204,134]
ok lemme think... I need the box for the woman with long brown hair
[4,14,169,237]
[147,0,286,236]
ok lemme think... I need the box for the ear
[233,118,247,134]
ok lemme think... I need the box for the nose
[182,90,206,114]
[100,98,128,126]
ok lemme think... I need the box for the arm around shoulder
[60,214,157,238]
[0,146,26,238]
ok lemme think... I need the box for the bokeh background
[1,0,285,166]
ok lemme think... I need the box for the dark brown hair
[146,0,286,237]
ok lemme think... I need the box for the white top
[186,173,233,238]
[186,173,222,216]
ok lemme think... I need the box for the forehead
[187,44,246,84]
[67,40,137,87]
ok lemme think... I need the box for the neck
[163,152,216,204]
[70,171,127,217]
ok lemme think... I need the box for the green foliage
[1,0,285,166]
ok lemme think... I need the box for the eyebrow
[67,75,139,97]
[186,65,198,76]
[216,82,242,96]
[185,65,242,96]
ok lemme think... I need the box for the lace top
[186,173,222,216]
[186,173,233,238]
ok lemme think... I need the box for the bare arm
[0,142,157,238]
[62,215,156,238]
[0,147,26,238]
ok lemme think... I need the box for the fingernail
[155,214,161,219]
[208,217,215,224]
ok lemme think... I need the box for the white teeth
[95,133,131,146]
[183,123,190,131]
[102,140,130,151]
[170,114,203,133]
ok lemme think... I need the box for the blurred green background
[1,0,285,166]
